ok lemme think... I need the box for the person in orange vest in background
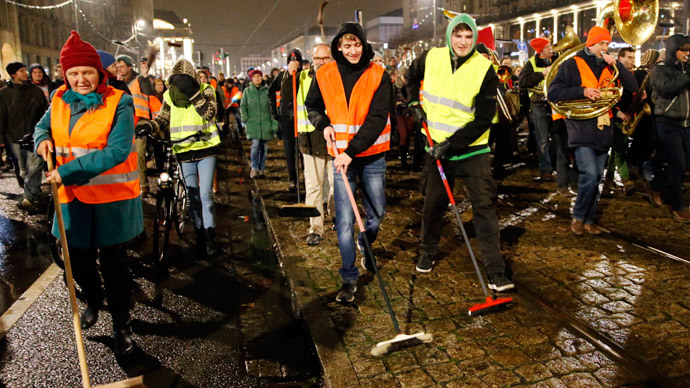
[547,26,637,236]
[116,54,154,196]
[306,22,392,304]
[35,31,143,356]
[223,77,243,138]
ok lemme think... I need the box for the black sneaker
[415,255,435,273]
[306,233,322,245]
[488,273,515,292]
[335,282,357,303]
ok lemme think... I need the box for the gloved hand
[170,74,200,99]
[428,139,451,160]
[410,103,426,125]
[135,120,153,138]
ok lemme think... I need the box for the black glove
[410,103,426,125]
[170,74,200,99]
[135,120,153,138]
[428,139,451,160]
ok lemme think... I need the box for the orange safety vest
[553,57,616,120]
[316,61,391,157]
[149,95,162,118]
[128,77,151,122]
[223,86,231,109]
[229,86,240,108]
[275,90,281,108]
[51,86,140,204]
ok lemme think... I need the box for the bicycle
[140,130,203,269]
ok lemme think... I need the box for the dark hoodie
[547,46,637,151]
[28,63,59,101]
[651,34,690,127]
[268,49,303,120]
[405,15,498,158]
[305,22,391,159]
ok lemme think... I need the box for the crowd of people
[0,11,689,356]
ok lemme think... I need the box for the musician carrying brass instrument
[547,26,637,236]
[519,37,557,182]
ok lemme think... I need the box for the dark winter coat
[547,48,637,151]
[651,34,690,127]
[305,22,391,160]
[241,84,278,140]
[0,81,49,144]
[518,54,557,105]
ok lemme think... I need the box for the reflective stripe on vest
[315,61,391,157]
[528,56,547,99]
[275,91,281,107]
[50,85,140,204]
[163,83,221,154]
[128,78,151,119]
[296,70,315,133]
[423,47,491,147]
[573,56,616,119]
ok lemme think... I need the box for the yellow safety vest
[528,56,547,99]
[423,48,492,158]
[296,70,315,133]
[163,83,221,154]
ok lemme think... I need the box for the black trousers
[419,153,504,276]
[70,244,132,326]
[280,117,297,183]
[651,121,690,211]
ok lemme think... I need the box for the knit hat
[171,58,196,78]
[530,37,550,53]
[586,26,612,47]
[6,62,26,76]
[116,54,134,67]
[59,31,108,94]
[97,50,116,69]
[475,43,490,56]
[248,69,263,79]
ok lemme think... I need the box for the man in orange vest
[548,26,637,236]
[306,22,392,303]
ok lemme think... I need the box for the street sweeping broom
[279,68,320,218]
[47,157,144,388]
[421,122,512,316]
[328,140,433,356]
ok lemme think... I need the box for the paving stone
[480,369,521,387]
[444,340,487,361]
[352,358,387,379]
[576,351,614,370]
[545,356,587,375]
[445,376,489,388]
[515,363,554,382]
[560,372,602,388]
[394,368,435,388]
[413,346,450,365]
[489,348,532,368]
[521,342,562,362]
[554,338,595,356]
[600,300,634,313]
[578,291,610,306]
[359,372,400,388]
[522,378,568,388]
[457,357,500,377]
[423,362,462,384]
[593,365,639,387]
[384,351,420,374]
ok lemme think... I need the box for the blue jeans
[530,105,552,173]
[573,147,608,224]
[250,139,268,171]
[333,156,386,283]
[181,156,216,229]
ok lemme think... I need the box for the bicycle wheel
[152,192,173,267]
[173,179,188,237]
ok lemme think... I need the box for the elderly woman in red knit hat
[34,31,142,356]
[547,26,637,236]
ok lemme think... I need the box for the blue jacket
[34,90,143,248]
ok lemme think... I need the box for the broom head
[278,204,321,218]
[370,332,433,356]
[468,296,512,316]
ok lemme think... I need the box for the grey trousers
[10,143,44,202]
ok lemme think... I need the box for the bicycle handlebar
[143,130,204,147]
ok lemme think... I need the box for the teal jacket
[240,84,278,141]
[34,90,143,249]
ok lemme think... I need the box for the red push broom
[328,140,432,356]
[421,121,512,316]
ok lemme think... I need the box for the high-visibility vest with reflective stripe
[275,90,281,108]
[149,95,162,118]
[296,70,315,133]
[51,86,140,204]
[315,61,391,157]
[423,47,491,147]
[163,83,221,154]
[573,56,616,119]
[128,77,151,120]
[528,56,547,99]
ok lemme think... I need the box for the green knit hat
[445,14,478,57]
[116,54,133,67]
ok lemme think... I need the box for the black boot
[194,227,206,256]
[400,146,409,170]
[113,318,134,356]
[205,227,218,256]
[80,302,100,330]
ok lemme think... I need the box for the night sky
[155,0,402,74]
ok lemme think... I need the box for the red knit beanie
[59,31,108,94]
[530,37,550,54]
[586,26,612,47]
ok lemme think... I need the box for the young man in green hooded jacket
[406,14,514,292]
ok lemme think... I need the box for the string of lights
[76,4,113,43]
[3,0,73,10]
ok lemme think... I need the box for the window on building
[524,21,537,41]
[578,8,597,39]
[540,18,553,39]
[557,13,574,41]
